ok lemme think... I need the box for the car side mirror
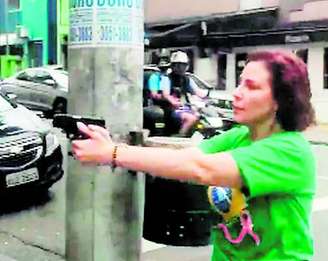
[44,79,56,87]
[7,93,17,103]
[6,93,18,108]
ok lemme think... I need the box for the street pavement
[141,124,328,261]
[0,254,16,261]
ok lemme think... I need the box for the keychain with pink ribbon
[208,186,260,245]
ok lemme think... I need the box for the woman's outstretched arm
[72,122,243,188]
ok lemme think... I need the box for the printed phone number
[70,25,133,43]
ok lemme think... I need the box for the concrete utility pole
[66,1,144,260]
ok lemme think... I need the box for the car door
[29,69,57,111]
[1,69,40,110]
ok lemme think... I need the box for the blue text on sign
[70,0,142,9]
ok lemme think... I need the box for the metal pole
[66,1,144,261]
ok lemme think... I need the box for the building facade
[0,0,327,122]
[57,0,69,69]
[0,0,25,78]
[0,0,58,78]
[145,0,328,123]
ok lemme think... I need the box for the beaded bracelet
[112,145,119,169]
[111,143,128,169]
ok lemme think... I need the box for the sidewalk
[141,238,211,261]
[0,254,16,261]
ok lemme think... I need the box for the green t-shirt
[199,125,316,261]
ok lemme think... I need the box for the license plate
[6,168,39,188]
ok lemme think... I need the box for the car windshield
[0,94,14,112]
[187,73,213,90]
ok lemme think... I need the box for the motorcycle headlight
[45,132,59,157]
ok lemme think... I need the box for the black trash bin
[143,137,217,246]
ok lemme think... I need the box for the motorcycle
[188,98,235,139]
[143,94,234,139]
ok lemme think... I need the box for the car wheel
[53,99,67,115]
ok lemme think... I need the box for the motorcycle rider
[143,55,171,136]
[146,56,171,104]
[162,51,208,136]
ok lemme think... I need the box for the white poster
[69,0,144,48]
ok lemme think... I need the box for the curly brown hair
[247,50,315,131]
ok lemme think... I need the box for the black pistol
[53,114,106,139]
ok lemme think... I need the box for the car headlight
[45,132,59,157]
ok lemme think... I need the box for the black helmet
[158,57,170,68]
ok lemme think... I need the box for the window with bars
[8,0,20,10]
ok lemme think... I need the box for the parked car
[0,67,68,116]
[0,93,63,193]
[43,64,65,71]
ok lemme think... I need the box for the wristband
[112,145,119,168]
[111,143,128,169]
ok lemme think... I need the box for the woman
[72,50,316,260]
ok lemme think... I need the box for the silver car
[0,67,68,116]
